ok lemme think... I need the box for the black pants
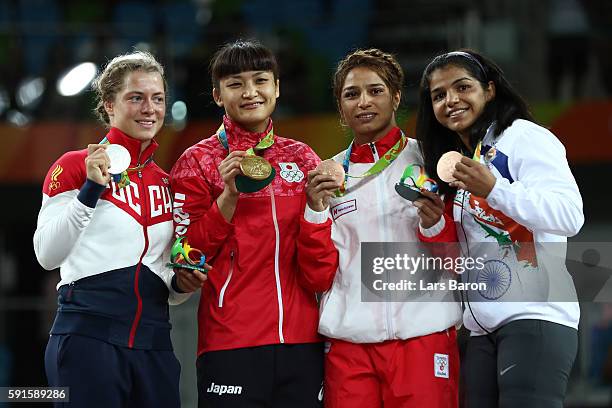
[463,319,577,408]
[45,334,181,408]
[197,343,324,408]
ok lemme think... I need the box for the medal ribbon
[100,137,153,189]
[336,131,407,197]
[216,123,274,155]
[472,140,482,162]
[398,164,439,193]
[342,131,407,183]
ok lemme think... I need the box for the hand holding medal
[437,148,496,197]
[306,160,345,211]
[316,159,346,186]
[85,144,113,185]
[217,124,276,193]
[99,138,152,189]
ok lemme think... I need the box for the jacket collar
[105,127,158,166]
[222,115,274,151]
[350,127,402,163]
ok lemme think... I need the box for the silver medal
[106,144,131,175]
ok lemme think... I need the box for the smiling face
[428,65,495,141]
[104,70,165,150]
[213,70,279,133]
[340,66,400,144]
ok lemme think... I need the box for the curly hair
[91,51,167,126]
[333,48,404,111]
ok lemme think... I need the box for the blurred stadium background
[0,0,611,406]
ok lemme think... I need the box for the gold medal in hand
[240,155,272,181]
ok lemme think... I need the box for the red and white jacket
[170,116,338,355]
[34,128,189,350]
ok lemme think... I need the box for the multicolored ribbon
[337,131,407,196]
[398,165,438,192]
[216,123,274,155]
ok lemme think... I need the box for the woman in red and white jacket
[34,51,207,408]
[170,40,339,407]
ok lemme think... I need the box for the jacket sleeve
[417,195,461,268]
[297,204,339,292]
[33,153,105,270]
[418,193,458,242]
[485,123,584,237]
[170,148,233,260]
[295,144,339,292]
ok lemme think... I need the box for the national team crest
[278,162,304,182]
[48,164,63,191]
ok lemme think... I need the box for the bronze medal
[240,155,272,180]
[437,151,463,183]
[316,159,345,187]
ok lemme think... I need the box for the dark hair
[92,51,167,126]
[415,49,534,195]
[333,48,404,112]
[209,40,279,89]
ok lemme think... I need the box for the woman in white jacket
[415,49,584,408]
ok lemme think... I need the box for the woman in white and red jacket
[306,49,462,408]
[34,51,206,408]
[170,40,339,407]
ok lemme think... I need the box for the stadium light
[17,77,45,109]
[57,62,97,96]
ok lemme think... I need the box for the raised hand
[450,156,497,198]
[218,150,247,196]
[305,170,342,212]
[85,144,111,186]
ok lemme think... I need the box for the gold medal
[240,155,272,181]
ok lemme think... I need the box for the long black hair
[415,49,534,195]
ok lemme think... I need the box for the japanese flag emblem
[278,162,304,183]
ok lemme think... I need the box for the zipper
[128,168,148,349]
[369,142,377,157]
[269,186,285,343]
[370,143,395,339]
[218,251,234,307]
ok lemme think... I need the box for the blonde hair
[91,51,167,125]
